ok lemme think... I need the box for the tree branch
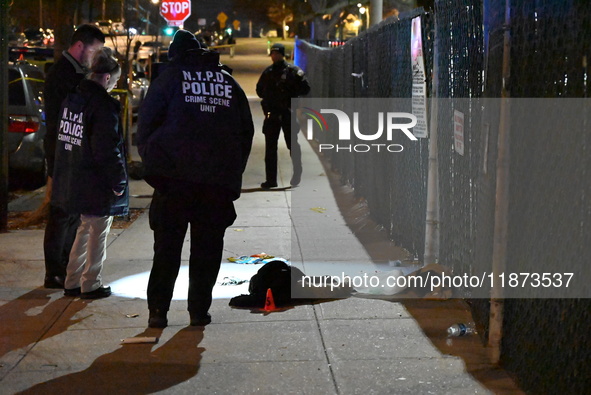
[294,0,359,24]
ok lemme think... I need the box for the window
[28,69,45,107]
[8,69,26,106]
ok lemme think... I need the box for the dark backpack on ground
[229,260,305,308]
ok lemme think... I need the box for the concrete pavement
[0,41,522,394]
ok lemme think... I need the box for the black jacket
[44,51,88,176]
[137,49,254,200]
[51,79,129,216]
[256,60,310,113]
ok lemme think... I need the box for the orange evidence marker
[263,288,278,312]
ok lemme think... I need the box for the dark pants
[147,186,236,314]
[44,204,80,278]
[263,109,302,184]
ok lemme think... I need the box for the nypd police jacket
[44,51,88,176]
[137,49,254,200]
[51,79,129,217]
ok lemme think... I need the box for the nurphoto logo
[297,99,419,153]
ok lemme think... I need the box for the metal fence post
[424,13,440,267]
[489,0,511,364]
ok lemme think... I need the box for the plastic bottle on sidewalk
[447,322,476,337]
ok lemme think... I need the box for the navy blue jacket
[44,52,88,176]
[256,60,310,113]
[51,79,129,216]
[137,49,254,200]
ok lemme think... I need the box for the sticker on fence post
[411,16,428,139]
[454,110,465,156]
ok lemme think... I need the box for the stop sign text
[161,1,189,16]
[160,0,191,26]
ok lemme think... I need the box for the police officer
[51,47,128,299]
[43,24,105,289]
[137,30,254,328]
[256,43,310,189]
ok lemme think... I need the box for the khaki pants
[65,215,113,292]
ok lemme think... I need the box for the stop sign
[160,0,191,26]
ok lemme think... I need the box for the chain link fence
[296,0,590,392]
[297,12,432,261]
[497,1,591,393]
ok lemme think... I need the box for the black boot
[44,275,65,289]
[148,308,168,328]
[261,181,278,189]
[80,285,112,299]
[190,312,211,326]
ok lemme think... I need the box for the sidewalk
[0,106,522,393]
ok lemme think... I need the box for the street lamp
[353,19,362,36]
[358,4,368,30]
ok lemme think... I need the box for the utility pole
[370,0,383,27]
[489,0,512,364]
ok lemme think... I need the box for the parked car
[129,64,150,114]
[95,20,112,35]
[23,27,44,46]
[137,41,166,60]
[8,32,26,47]
[15,28,55,49]
[111,21,126,35]
[7,61,47,185]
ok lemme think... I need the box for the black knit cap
[168,29,201,60]
[269,43,285,57]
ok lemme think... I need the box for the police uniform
[137,30,254,327]
[42,51,89,288]
[256,44,310,188]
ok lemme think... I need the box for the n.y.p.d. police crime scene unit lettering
[182,70,233,113]
[58,107,84,151]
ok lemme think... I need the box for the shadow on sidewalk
[241,186,293,193]
[230,297,349,315]
[0,289,91,360]
[16,327,205,394]
[308,140,525,394]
